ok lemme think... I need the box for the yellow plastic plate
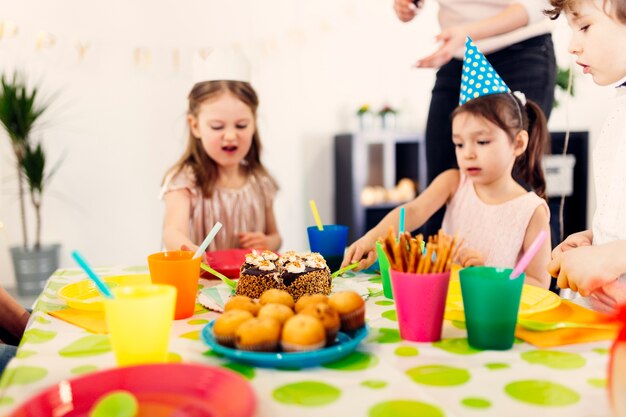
[444,279,562,321]
[57,274,151,311]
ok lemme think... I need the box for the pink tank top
[441,175,549,268]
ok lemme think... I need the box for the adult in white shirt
[395,0,556,235]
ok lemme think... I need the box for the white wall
[0,0,613,287]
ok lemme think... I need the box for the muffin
[258,303,295,325]
[236,251,282,299]
[299,303,341,345]
[224,295,260,316]
[328,291,366,332]
[235,317,282,352]
[212,310,254,347]
[294,293,329,313]
[281,315,326,352]
[259,289,295,309]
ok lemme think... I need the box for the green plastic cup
[375,241,393,299]
[459,266,524,350]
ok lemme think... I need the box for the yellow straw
[309,200,324,231]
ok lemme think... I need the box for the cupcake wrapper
[325,326,340,346]
[235,340,278,352]
[214,333,236,348]
[339,305,366,332]
[281,339,326,353]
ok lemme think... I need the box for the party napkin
[515,299,619,348]
[198,276,371,313]
[48,308,108,334]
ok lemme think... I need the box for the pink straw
[510,230,547,279]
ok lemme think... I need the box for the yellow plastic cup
[104,284,176,366]
[147,250,201,319]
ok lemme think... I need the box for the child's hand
[393,0,420,22]
[548,243,622,296]
[181,244,207,263]
[551,230,593,258]
[456,247,485,267]
[342,236,377,271]
[238,232,269,250]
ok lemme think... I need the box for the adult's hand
[393,0,421,23]
[416,26,466,68]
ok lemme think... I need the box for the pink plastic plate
[8,363,256,417]
[203,249,251,279]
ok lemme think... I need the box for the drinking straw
[193,222,223,259]
[309,200,324,231]
[71,250,114,299]
[398,207,405,238]
[331,262,359,279]
[510,230,548,279]
[201,263,237,290]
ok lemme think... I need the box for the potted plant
[378,105,397,130]
[357,104,373,130]
[0,73,60,296]
[554,67,575,108]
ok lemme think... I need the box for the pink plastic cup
[390,269,451,342]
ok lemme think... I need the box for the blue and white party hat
[459,37,510,106]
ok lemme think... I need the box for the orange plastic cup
[147,250,201,319]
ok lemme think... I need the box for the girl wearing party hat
[161,48,281,252]
[343,38,552,288]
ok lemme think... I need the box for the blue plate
[201,321,369,369]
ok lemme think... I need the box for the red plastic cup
[147,250,201,320]
[390,269,451,342]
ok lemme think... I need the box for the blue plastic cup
[307,225,349,273]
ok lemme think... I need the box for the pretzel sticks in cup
[378,228,461,274]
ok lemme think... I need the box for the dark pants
[422,34,557,236]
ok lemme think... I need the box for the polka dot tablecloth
[0,267,613,417]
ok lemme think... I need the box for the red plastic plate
[203,249,250,279]
[8,363,256,417]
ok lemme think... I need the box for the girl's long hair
[163,80,277,197]
[452,93,549,199]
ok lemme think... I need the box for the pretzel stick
[384,229,398,270]
[392,234,404,272]
[408,238,418,273]
[441,235,457,272]
[399,233,410,272]
[424,243,434,274]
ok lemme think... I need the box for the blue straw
[398,207,405,239]
[193,222,223,259]
[71,251,114,299]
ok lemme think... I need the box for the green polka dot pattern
[323,352,379,371]
[22,329,56,344]
[406,365,470,386]
[381,310,397,321]
[0,366,47,388]
[505,380,580,406]
[433,338,481,355]
[70,365,98,375]
[461,397,491,408]
[369,400,444,417]
[394,346,419,357]
[521,350,586,369]
[59,335,111,357]
[371,328,401,344]
[361,380,388,389]
[273,381,341,406]
[223,362,256,380]
[588,378,606,388]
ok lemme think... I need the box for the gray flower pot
[10,244,61,296]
